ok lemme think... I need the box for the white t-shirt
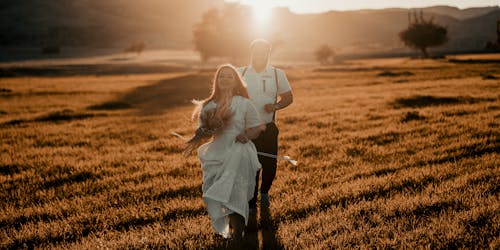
[237,65,292,124]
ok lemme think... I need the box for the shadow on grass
[34,109,101,122]
[33,138,91,148]
[281,115,307,125]
[386,200,466,220]
[314,66,402,73]
[480,73,498,80]
[448,59,500,64]
[205,206,283,250]
[1,90,101,98]
[442,110,471,117]
[390,95,496,109]
[299,144,333,158]
[363,131,400,146]
[454,210,499,248]
[87,101,133,110]
[428,141,500,165]
[1,109,106,127]
[148,141,184,153]
[377,70,414,77]
[350,137,498,183]
[0,211,64,231]
[350,167,400,181]
[280,173,457,222]
[260,206,284,250]
[0,163,30,176]
[113,206,206,231]
[42,171,101,189]
[152,184,202,201]
[5,206,206,249]
[283,138,498,224]
[2,184,203,233]
[87,73,212,115]
[0,64,190,77]
[401,111,426,122]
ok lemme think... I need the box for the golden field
[0,56,499,249]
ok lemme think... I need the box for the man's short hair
[250,39,272,52]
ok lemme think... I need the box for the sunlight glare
[251,1,273,25]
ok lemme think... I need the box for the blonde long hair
[192,64,249,121]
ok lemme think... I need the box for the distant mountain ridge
[0,0,225,48]
[423,5,498,20]
[271,6,500,56]
[0,1,498,57]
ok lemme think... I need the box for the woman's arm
[235,124,265,143]
[246,124,265,139]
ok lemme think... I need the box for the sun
[250,1,273,24]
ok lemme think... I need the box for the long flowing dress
[197,95,263,238]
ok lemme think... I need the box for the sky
[226,0,500,13]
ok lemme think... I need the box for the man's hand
[235,134,250,143]
[264,103,276,113]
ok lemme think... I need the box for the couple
[186,39,293,240]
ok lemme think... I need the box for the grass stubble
[0,57,499,249]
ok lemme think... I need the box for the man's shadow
[215,207,282,249]
[259,206,283,249]
[239,212,259,249]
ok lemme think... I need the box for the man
[237,39,293,211]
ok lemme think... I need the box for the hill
[0,0,224,48]
[424,5,499,20]
[271,7,499,57]
[0,1,498,58]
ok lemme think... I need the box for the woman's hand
[235,133,250,143]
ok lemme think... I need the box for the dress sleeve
[245,99,263,129]
[277,68,292,94]
[236,66,244,76]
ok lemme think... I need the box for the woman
[186,64,264,240]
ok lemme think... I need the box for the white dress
[197,95,263,238]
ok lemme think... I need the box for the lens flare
[251,1,273,25]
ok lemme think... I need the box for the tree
[399,11,448,58]
[192,9,220,62]
[192,4,252,62]
[124,41,146,55]
[314,45,335,65]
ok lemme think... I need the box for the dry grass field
[0,56,499,249]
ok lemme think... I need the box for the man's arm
[264,91,293,113]
[275,91,293,110]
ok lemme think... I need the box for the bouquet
[184,107,233,155]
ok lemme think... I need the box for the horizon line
[288,5,500,14]
[226,1,500,15]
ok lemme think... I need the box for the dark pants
[249,122,279,209]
